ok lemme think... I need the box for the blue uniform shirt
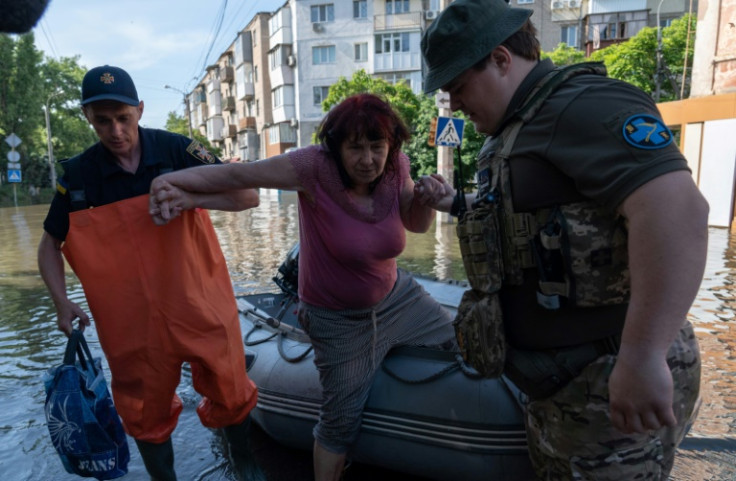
[43,127,220,241]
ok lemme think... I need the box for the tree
[406,94,481,186]
[40,56,98,162]
[164,111,221,157]
[1,33,98,188]
[542,43,586,66]
[589,13,696,100]
[0,32,43,183]
[322,69,420,132]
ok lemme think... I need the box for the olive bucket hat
[421,0,532,93]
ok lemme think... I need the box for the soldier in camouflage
[418,0,708,479]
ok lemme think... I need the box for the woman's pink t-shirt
[289,145,410,310]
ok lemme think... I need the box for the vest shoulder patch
[186,140,215,164]
[622,114,673,150]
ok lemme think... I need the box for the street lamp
[44,90,62,189]
[164,85,193,138]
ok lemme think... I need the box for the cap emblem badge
[100,73,115,84]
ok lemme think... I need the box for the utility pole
[654,0,665,102]
[436,0,454,224]
[44,90,61,190]
[165,85,193,138]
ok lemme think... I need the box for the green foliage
[542,43,586,66]
[322,69,420,133]
[0,33,97,189]
[164,111,221,157]
[538,14,695,100]
[587,13,696,100]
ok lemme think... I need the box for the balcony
[374,12,421,31]
[197,104,207,125]
[223,96,236,111]
[221,66,234,83]
[221,124,237,138]
[238,116,256,131]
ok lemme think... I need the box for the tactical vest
[457,62,630,310]
[61,154,173,211]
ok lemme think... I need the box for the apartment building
[184,0,696,158]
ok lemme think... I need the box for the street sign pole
[5,133,22,205]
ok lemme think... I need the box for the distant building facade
[181,0,697,160]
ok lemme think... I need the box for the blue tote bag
[43,329,130,480]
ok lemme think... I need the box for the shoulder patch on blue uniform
[186,140,215,164]
[56,178,69,195]
[622,114,673,150]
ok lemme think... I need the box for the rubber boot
[223,416,267,481]
[135,438,177,481]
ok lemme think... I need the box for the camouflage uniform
[526,322,700,480]
[452,59,702,480]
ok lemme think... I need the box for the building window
[354,42,368,61]
[588,11,647,42]
[353,0,367,18]
[268,124,297,145]
[375,32,410,53]
[517,0,533,3]
[269,13,282,35]
[560,25,578,47]
[273,86,285,108]
[313,45,336,64]
[311,4,335,23]
[269,45,292,71]
[313,86,330,106]
[385,0,409,14]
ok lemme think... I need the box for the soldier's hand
[608,345,676,434]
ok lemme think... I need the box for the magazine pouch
[453,289,506,378]
[43,329,129,480]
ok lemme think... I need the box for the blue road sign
[8,169,22,183]
[435,117,465,147]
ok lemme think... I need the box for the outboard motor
[273,243,299,297]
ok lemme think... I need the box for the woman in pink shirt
[149,94,457,481]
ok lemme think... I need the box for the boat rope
[277,332,313,363]
[381,353,486,384]
[244,324,278,346]
[455,354,485,379]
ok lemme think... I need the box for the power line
[196,0,228,77]
[38,18,59,59]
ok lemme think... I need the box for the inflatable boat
[238,245,535,480]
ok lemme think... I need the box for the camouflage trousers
[525,321,701,481]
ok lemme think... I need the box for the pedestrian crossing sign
[435,117,464,147]
[8,169,21,183]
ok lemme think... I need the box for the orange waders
[61,194,257,443]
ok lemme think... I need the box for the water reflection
[1,195,735,480]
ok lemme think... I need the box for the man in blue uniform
[418,0,708,479]
[37,65,265,481]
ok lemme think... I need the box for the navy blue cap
[81,65,139,106]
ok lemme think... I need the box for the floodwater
[0,190,734,480]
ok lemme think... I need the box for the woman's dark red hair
[317,93,410,190]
